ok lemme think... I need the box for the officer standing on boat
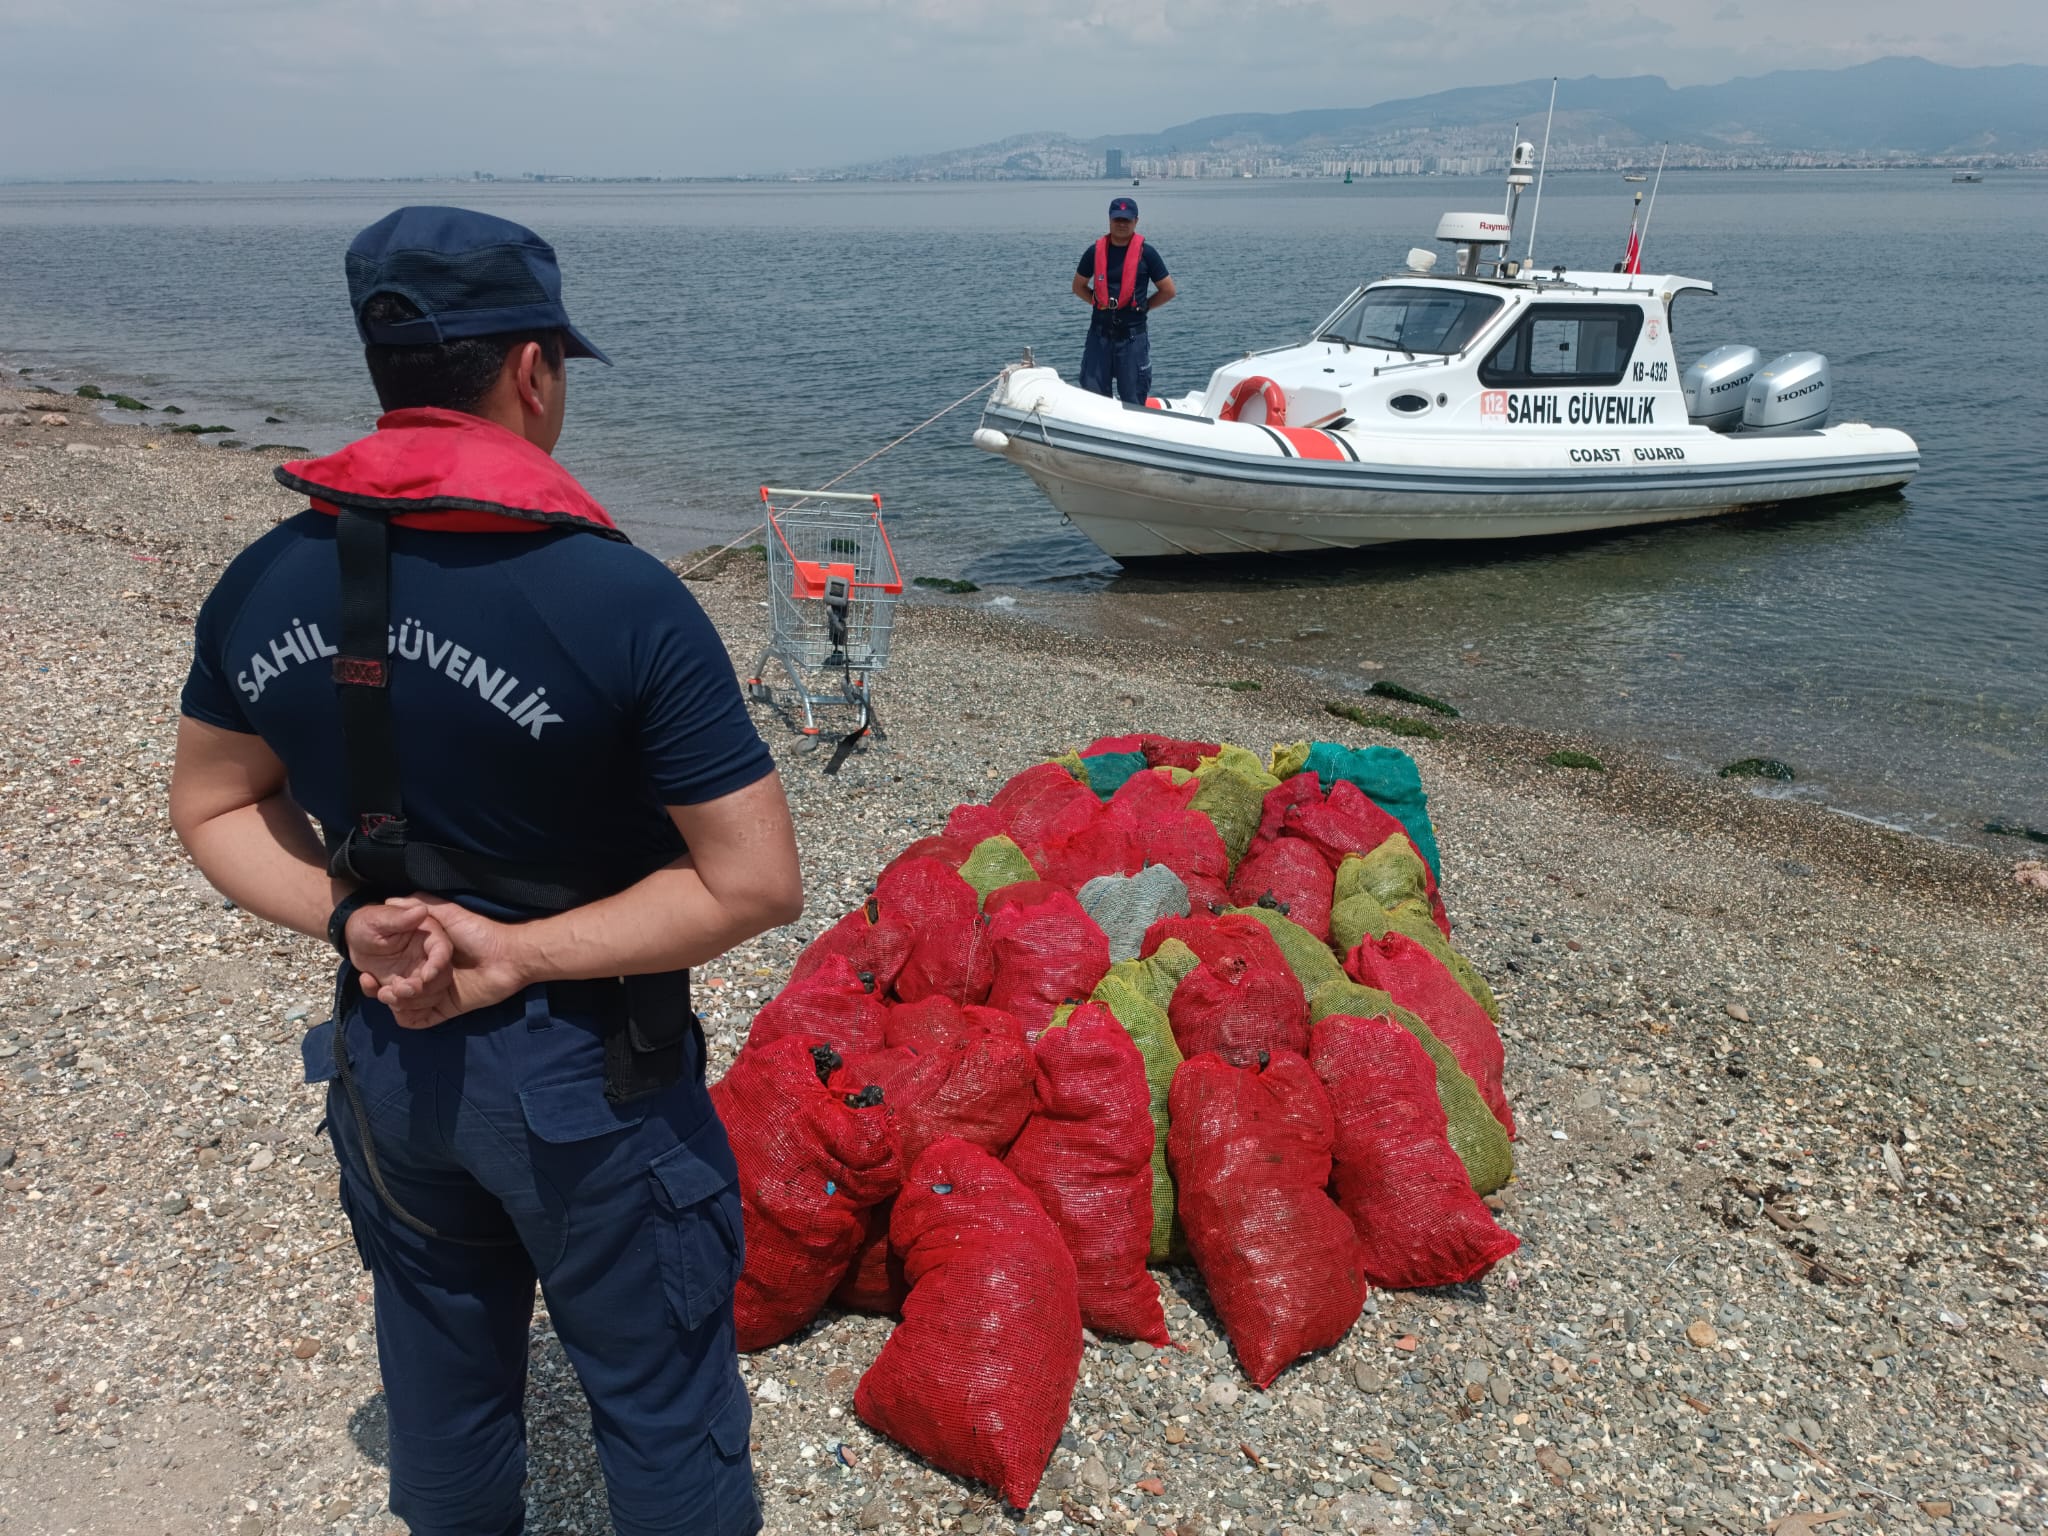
[1073,195,1175,401]
[169,206,801,1536]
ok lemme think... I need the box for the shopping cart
[746,486,903,770]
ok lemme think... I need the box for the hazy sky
[4,0,2040,180]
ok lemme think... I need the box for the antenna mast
[1524,76,1559,269]
[1636,142,1670,269]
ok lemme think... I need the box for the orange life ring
[1219,375,1287,426]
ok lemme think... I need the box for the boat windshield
[1319,286,1503,354]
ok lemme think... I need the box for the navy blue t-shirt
[1077,238,1168,317]
[180,511,774,906]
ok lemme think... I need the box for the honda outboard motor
[1742,352,1831,434]
[1681,344,1762,432]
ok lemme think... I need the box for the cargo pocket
[301,1018,338,1085]
[648,1119,745,1334]
[709,1377,752,1461]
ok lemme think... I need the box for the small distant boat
[1952,171,1983,183]
[1344,169,1354,185]
[1622,173,1648,182]
[1132,177,1141,187]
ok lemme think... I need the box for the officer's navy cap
[1108,196,1139,219]
[345,206,610,365]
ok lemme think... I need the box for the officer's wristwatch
[327,890,376,961]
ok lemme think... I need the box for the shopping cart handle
[760,486,885,508]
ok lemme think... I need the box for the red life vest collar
[276,407,626,539]
[1092,233,1145,310]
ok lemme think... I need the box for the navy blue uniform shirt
[180,511,774,906]
[1077,238,1169,316]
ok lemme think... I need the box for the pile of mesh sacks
[713,734,1518,1509]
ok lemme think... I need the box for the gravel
[2,392,2044,1534]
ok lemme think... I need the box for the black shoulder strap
[325,505,625,913]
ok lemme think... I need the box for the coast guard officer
[1072,195,1175,400]
[170,207,801,1536]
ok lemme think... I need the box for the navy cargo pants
[1079,320,1151,402]
[303,978,761,1536]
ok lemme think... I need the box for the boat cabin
[1193,267,1716,436]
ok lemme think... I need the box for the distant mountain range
[824,58,2048,179]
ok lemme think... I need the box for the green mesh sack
[1353,834,1433,914]
[1309,979,1513,1195]
[1093,941,1198,1261]
[1268,740,1313,781]
[1051,748,1091,783]
[1330,857,1394,954]
[958,834,1038,908]
[1189,745,1280,871]
[1332,865,1498,1023]
[1223,905,1346,996]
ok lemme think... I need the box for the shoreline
[13,339,2040,861]
[3,388,2046,1534]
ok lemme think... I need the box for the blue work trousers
[1080,321,1151,402]
[303,981,760,1536]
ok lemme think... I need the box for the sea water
[1,173,2042,842]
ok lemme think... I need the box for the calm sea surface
[2,174,2042,842]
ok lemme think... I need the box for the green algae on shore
[1367,680,1460,717]
[1719,757,1796,782]
[1325,701,1445,741]
[912,576,979,594]
[1545,750,1606,771]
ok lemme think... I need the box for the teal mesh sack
[1076,751,1150,802]
[1301,741,1442,882]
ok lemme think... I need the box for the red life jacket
[276,407,625,540]
[273,406,635,917]
[1091,234,1146,312]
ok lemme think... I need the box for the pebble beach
[1,387,2044,1536]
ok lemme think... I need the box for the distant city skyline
[1,0,2043,181]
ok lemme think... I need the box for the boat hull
[977,372,1919,560]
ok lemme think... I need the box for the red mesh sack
[984,882,1113,1034]
[1228,838,1337,943]
[942,802,1010,846]
[1309,1016,1519,1289]
[1141,913,1309,1066]
[855,1139,1083,1509]
[1108,770,1232,897]
[1031,801,1144,892]
[711,1036,904,1351]
[849,1033,1038,1167]
[877,856,996,1006]
[1346,931,1513,1136]
[883,996,966,1051]
[1003,1004,1168,1345]
[1291,781,1452,936]
[1252,772,1325,852]
[1282,778,1409,871]
[884,832,976,878]
[1166,1051,1365,1388]
[1083,733,1219,771]
[788,899,914,995]
[990,762,1100,854]
[832,1199,909,1316]
[743,955,889,1060]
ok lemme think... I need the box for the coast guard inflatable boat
[973,149,1918,560]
